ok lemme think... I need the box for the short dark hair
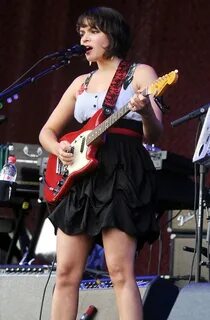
[76,7,132,59]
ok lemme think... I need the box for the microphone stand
[196,163,206,282]
[171,106,209,282]
[0,44,86,103]
[0,50,85,265]
[0,59,70,102]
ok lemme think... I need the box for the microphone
[79,305,97,320]
[47,44,87,60]
[171,103,210,127]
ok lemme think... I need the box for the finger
[58,148,73,160]
[129,103,137,112]
[130,96,138,107]
[137,89,149,98]
[60,140,72,152]
[59,155,74,166]
[131,94,139,104]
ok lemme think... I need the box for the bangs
[76,17,97,32]
[76,7,109,33]
[76,10,104,33]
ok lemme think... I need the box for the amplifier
[0,266,178,320]
[168,209,208,233]
[169,233,209,281]
[7,143,48,192]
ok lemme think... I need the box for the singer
[39,6,163,320]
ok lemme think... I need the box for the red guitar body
[44,109,106,203]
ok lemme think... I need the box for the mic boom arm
[0,61,68,102]
[0,44,87,103]
[171,103,210,127]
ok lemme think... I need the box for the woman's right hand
[57,140,74,165]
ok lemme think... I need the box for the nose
[81,33,90,44]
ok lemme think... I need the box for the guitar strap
[102,60,132,116]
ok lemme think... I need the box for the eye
[91,27,100,34]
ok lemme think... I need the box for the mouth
[85,46,92,53]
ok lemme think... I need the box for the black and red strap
[102,60,131,116]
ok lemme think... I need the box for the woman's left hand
[128,90,151,115]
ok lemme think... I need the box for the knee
[55,265,82,290]
[107,263,127,287]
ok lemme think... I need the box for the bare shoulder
[134,64,158,82]
[68,73,89,92]
[59,73,90,101]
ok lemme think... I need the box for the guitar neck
[86,103,130,145]
[86,88,147,145]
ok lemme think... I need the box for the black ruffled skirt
[49,129,160,249]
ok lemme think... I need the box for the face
[79,22,110,62]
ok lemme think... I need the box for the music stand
[193,107,210,166]
[193,107,210,282]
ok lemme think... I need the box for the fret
[86,103,130,145]
[86,70,178,146]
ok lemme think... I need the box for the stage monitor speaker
[170,233,209,281]
[168,282,210,320]
[0,267,178,320]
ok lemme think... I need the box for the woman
[39,6,163,320]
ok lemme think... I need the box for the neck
[97,57,122,72]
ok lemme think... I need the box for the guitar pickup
[56,159,62,174]
[56,159,69,176]
[61,165,69,177]
[55,146,73,175]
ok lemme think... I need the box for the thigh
[102,228,137,272]
[56,228,93,275]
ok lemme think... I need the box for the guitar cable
[38,255,56,320]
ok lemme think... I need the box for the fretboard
[86,103,130,145]
[86,88,147,145]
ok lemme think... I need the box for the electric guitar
[44,69,178,203]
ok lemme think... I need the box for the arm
[130,64,163,144]
[39,75,85,164]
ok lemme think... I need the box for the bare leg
[102,228,143,320]
[51,229,93,320]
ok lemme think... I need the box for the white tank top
[74,74,142,124]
